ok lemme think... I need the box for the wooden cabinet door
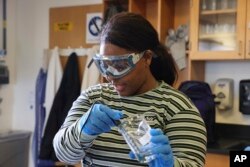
[189,0,247,60]
[245,0,250,59]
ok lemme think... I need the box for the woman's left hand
[129,128,174,167]
[147,128,174,167]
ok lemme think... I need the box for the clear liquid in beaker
[117,115,156,163]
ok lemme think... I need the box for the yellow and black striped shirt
[53,81,207,167]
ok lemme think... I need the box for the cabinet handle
[189,41,192,51]
[238,41,243,56]
[248,41,250,56]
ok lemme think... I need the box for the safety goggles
[93,51,145,78]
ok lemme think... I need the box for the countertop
[206,123,250,155]
[0,130,31,142]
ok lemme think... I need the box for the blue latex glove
[80,103,123,135]
[244,146,250,151]
[129,128,174,167]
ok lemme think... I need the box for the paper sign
[86,13,102,44]
[54,22,73,32]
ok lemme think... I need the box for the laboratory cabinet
[188,0,250,82]
[103,0,184,43]
[189,0,250,60]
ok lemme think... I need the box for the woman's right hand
[80,103,123,136]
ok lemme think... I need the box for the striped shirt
[53,81,207,167]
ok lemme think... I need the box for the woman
[53,12,206,167]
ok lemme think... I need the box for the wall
[0,0,17,130]
[206,61,250,125]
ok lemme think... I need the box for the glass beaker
[201,0,207,10]
[221,0,228,9]
[210,0,216,10]
[117,115,156,163]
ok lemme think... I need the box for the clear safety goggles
[93,51,145,78]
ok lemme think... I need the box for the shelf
[201,9,237,15]
[199,33,236,40]
[199,33,235,45]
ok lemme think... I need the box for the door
[245,0,250,59]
